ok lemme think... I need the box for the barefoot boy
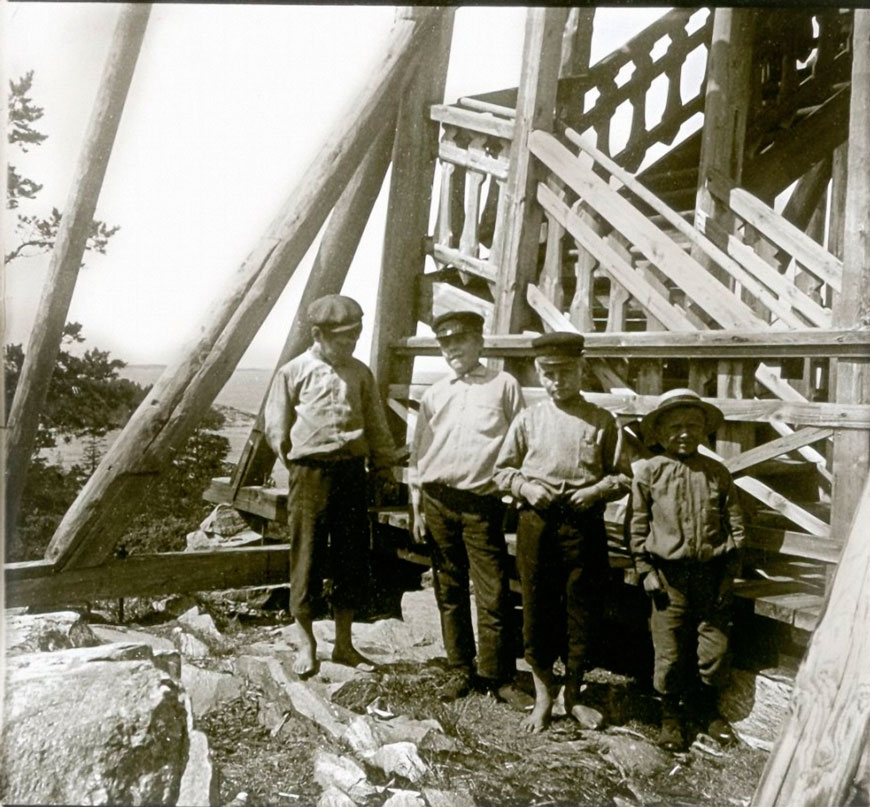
[264,294,396,676]
[629,388,745,751]
[494,332,631,732]
[410,310,528,705]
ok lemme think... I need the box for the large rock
[720,667,793,751]
[313,751,378,803]
[6,610,98,655]
[595,734,672,778]
[370,742,428,783]
[383,789,426,807]
[3,646,189,805]
[181,664,242,719]
[91,624,177,653]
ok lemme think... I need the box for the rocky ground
[4,577,774,807]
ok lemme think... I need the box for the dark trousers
[286,457,369,621]
[516,505,609,675]
[650,559,732,695]
[422,484,513,682]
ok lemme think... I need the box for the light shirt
[494,395,631,500]
[629,452,746,575]
[411,364,524,496]
[264,345,395,470]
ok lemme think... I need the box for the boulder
[6,609,98,655]
[178,608,224,642]
[174,629,212,659]
[383,789,426,807]
[369,742,428,783]
[177,694,221,807]
[181,664,242,719]
[317,785,358,807]
[423,787,476,807]
[595,734,672,778]
[3,647,188,805]
[720,667,793,751]
[400,590,443,650]
[91,624,177,653]
[313,751,378,803]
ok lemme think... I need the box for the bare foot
[567,702,604,730]
[522,699,553,733]
[331,646,376,672]
[293,644,318,677]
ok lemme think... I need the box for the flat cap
[307,294,363,332]
[641,388,724,439]
[532,331,585,364]
[432,310,484,339]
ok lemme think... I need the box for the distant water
[119,365,273,416]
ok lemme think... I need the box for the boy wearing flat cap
[265,294,396,677]
[629,388,745,751]
[494,332,632,733]
[410,310,527,705]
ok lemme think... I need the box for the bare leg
[332,608,375,671]
[522,665,557,734]
[293,615,318,677]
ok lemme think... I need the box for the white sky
[4,4,668,368]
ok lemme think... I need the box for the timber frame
[5,8,870,805]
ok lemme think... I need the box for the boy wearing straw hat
[629,388,745,751]
[494,332,632,733]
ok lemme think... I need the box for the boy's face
[437,331,483,377]
[536,358,583,403]
[656,405,707,457]
[313,325,361,365]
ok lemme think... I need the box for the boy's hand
[521,481,552,509]
[568,487,598,511]
[643,569,663,594]
[411,505,427,544]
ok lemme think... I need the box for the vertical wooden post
[490,7,569,338]
[44,12,438,570]
[4,4,152,542]
[369,6,455,444]
[230,122,396,492]
[560,8,595,78]
[830,9,870,543]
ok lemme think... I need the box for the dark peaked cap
[432,310,484,339]
[532,331,585,364]
[307,294,363,332]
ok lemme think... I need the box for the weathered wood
[370,7,455,445]
[4,4,152,540]
[725,428,833,476]
[401,329,859,361]
[4,546,292,609]
[531,131,765,330]
[431,245,497,283]
[491,8,568,337]
[752,471,870,806]
[45,11,441,570]
[230,123,396,492]
[716,359,755,459]
[429,104,515,140]
[559,8,594,78]
[438,139,510,180]
[829,9,870,546]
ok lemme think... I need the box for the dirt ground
[175,594,767,807]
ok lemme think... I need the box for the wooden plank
[366,7,454,445]
[709,173,844,293]
[430,281,494,326]
[490,8,568,336]
[4,4,152,538]
[830,9,870,545]
[725,427,833,476]
[752,469,870,805]
[429,104,515,140]
[753,591,826,628]
[205,478,288,521]
[394,329,870,359]
[438,140,509,180]
[5,546,292,609]
[231,122,396,492]
[530,131,765,330]
[747,526,842,564]
[44,10,442,571]
[431,244,498,282]
[537,184,697,331]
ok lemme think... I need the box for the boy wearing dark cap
[265,294,396,677]
[410,310,527,704]
[494,332,632,733]
[629,388,745,751]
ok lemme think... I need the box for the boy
[264,294,396,677]
[410,310,528,705]
[494,332,631,733]
[629,388,745,751]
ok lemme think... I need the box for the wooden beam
[830,9,870,545]
[230,122,395,492]
[4,546,291,609]
[559,8,594,79]
[370,7,455,444]
[725,428,833,476]
[393,329,870,360]
[491,8,568,336]
[44,11,441,570]
[752,473,870,806]
[4,4,152,542]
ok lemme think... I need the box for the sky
[4,4,670,369]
